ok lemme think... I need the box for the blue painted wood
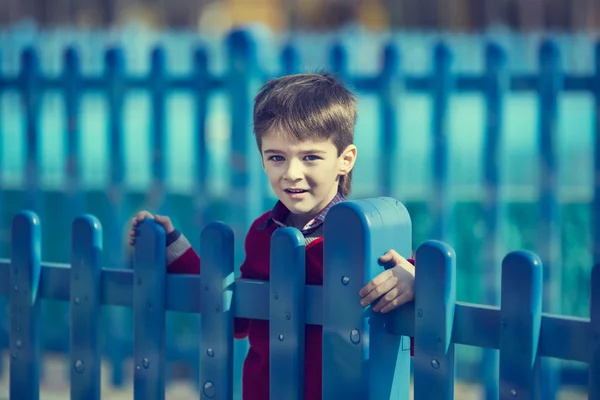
[362,198,412,400]
[9,211,42,400]
[379,43,400,197]
[227,29,261,235]
[105,46,126,217]
[226,29,257,398]
[105,46,130,387]
[413,240,456,400]
[186,44,211,389]
[594,43,600,267]
[70,215,103,400]
[499,251,543,399]
[2,251,599,363]
[199,222,235,400]
[481,41,506,400]
[192,45,210,233]
[150,46,166,184]
[322,199,410,400]
[269,227,306,399]
[591,263,600,399]
[588,264,600,400]
[148,46,167,215]
[132,218,167,400]
[538,39,563,399]
[281,43,299,75]
[63,46,84,219]
[21,48,41,214]
[430,42,452,241]
[0,48,4,379]
[329,42,347,77]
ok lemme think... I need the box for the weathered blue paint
[69,215,103,400]
[594,43,600,268]
[269,227,306,400]
[590,263,600,399]
[64,46,84,219]
[132,218,166,400]
[322,198,412,400]
[9,211,42,400]
[0,197,599,398]
[379,43,400,197]
[538,40,562,400]
[413,240,456,400]
[199,222,235,400]
[430,43,452,242]
[499,251,543,399]
[481,41,506,400]
[104,46,130,387]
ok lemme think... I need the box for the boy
[129,73,415,399]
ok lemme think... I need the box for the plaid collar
[258,192,346,236]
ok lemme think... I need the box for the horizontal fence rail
[0,198,598,399]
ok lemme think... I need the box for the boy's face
[260,132,356,224]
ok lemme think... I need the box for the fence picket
[499,251,543,399]
[133,218,167,400]
[269,227,306,400]
[413,240,456,400]
[9,211,42,400]
[200,222,235,400]
[69,215,102,399]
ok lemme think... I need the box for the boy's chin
[280,199,314,215]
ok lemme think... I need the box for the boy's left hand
[359,249,415,313]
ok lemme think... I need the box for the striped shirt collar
[258,192,346,236]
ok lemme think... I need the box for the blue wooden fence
[0,198,598,399]
[0,27,599,397]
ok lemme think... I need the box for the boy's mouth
[284,188,308,194]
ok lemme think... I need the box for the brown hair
[252,73,357,197]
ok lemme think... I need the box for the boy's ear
[339,144,357,176]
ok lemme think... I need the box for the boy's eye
[269,155,285,162]
[304,155,321,161]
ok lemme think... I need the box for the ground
[0,353,589,399]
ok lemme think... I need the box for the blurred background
[0,0,599,398]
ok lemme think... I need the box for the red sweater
[166,210,413,399]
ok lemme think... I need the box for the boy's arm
[164,228,252,339]
[165,230,200,274]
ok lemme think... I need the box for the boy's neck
[286,191,340,230]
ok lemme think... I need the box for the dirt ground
[0,353,589,399]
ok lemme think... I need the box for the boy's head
[253,73,358,221]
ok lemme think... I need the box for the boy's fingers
[378,291,413,313]
[379,251,393,262]
[383,249,404,265]
[135,211,153,222]
[154,215,174,233]
[360,275,395,307]
[372,287,400,312]
[359,269,391,297]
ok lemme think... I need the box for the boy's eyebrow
[301,149,327,154]
[263,149,327,154]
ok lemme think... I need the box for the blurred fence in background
[0,24,598,395]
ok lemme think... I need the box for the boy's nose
[283,161,303,182]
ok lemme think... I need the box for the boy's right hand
[129,210,175,246]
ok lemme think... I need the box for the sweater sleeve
[164,228,256,339]
[165,230,200,274]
